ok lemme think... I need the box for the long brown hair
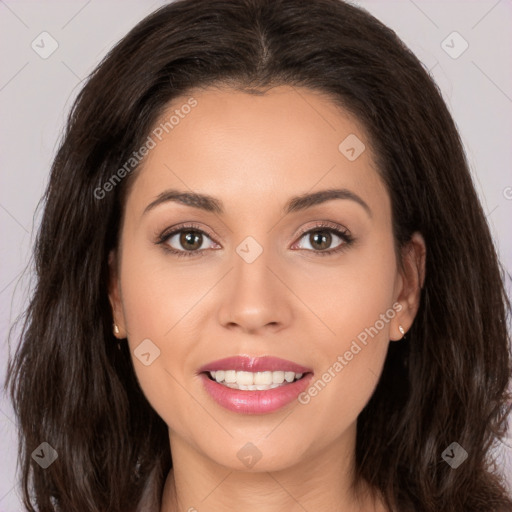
[6,0,512,510]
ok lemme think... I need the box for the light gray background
[1,0,511,509]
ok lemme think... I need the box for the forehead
[125,85,389,220]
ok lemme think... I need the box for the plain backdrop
[1,0,511,509]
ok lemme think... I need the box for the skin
[109,85,426,512]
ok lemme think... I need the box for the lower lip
[200,373,314,414]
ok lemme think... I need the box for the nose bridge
[234,236,272,294]
[217,232,292,332]
[232,232,278,305]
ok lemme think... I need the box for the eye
[292,221,354,256]
[157,223,219,258]
[156,221,354,258]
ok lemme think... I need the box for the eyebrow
[143,188,372,217]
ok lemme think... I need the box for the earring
[398,325,405,336]
[113,323,120,336]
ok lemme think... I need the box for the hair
[6,0,512,510]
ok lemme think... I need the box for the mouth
[197,355,314,414]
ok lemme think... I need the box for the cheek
[118,236,202,341]
[294,235,398,422]
[116,238,195,417]
[294,232,398,347]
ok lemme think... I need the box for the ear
[390,232,426,341]
[108,249,127,338]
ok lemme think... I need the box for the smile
[198,355,313,414]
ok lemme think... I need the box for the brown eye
[158,225,218,257]
[178,230,203,251]
[295,227,350,253]
[308,230,332,251]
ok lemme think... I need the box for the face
[109,85,424,475]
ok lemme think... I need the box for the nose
[217,245,293,334]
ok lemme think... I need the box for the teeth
[224,370,237,383]
[238,371,254,386]
[207,370,305,389]
[272,371,285,384]
[254,371,272,385]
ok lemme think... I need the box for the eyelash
[156,221,354,259]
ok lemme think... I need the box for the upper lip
[198,355,313,374]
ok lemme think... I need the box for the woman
[6,0,512,510]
